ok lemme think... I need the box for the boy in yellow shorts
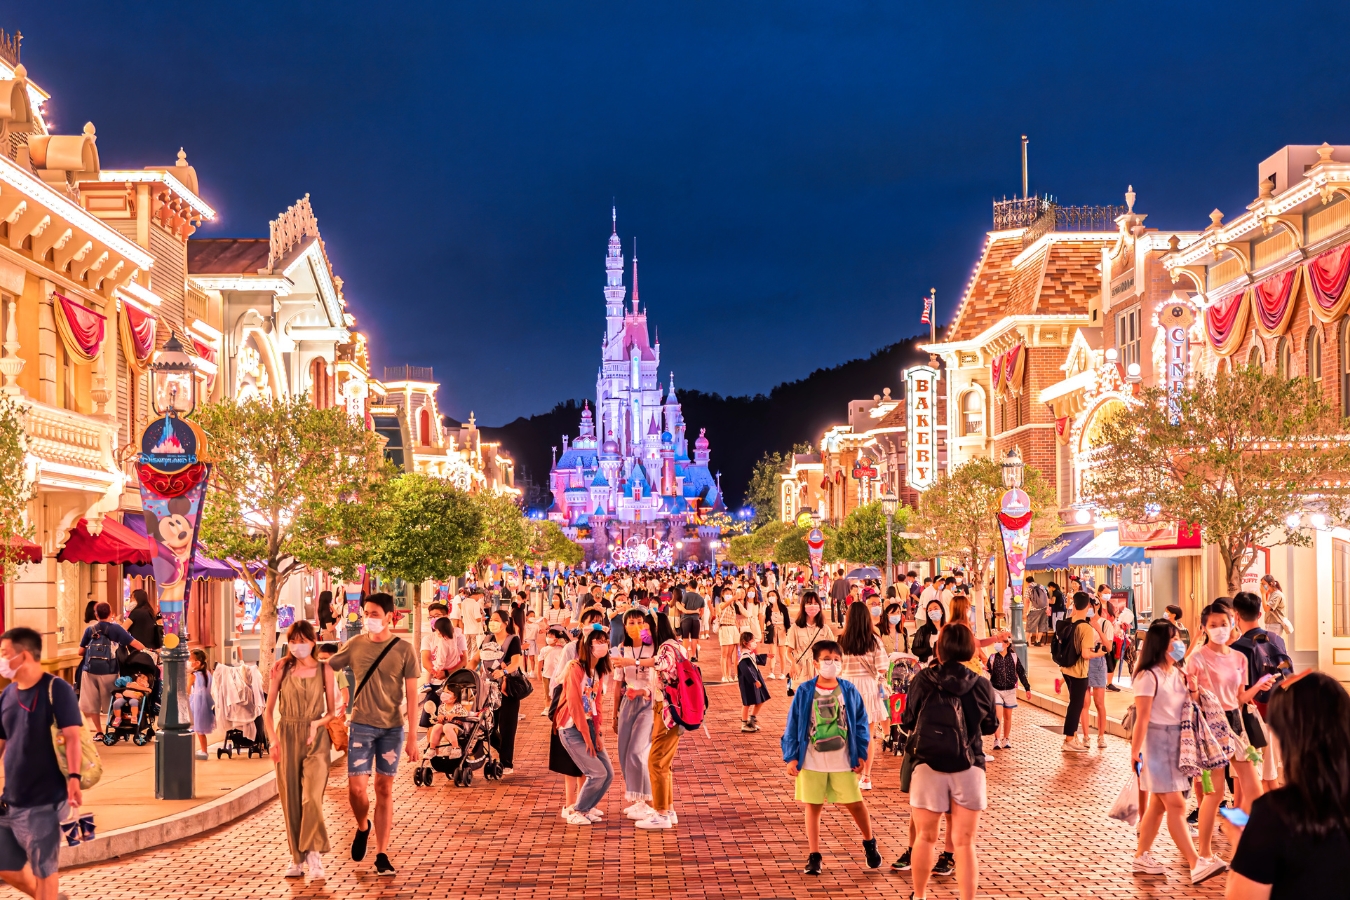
[781,639,882,875]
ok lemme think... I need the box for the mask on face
[1169,641,1186,662]
[869,606,882,617]
[888,614,902,625]
[817,659,842,679]
[0,653,17,680]
[592,643,610,658]
[639,628,652,645]
[488,620,504,634]
[365,617,386,635]
[625,623,643,640]
[290,642,313,659]
[804,604,820,616]
[927,609,942,622]
[1207,625,1231,645]
[993,642,1005,654]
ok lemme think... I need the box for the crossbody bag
[328,637,400,753]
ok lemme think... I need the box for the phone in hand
[1218,806,1250,828]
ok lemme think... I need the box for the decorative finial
[631,237,639,313]
[1317,142,1336,164]
[83,122,96,140]
[1259,176,1274,200]
[1125,185,1135,213]
[612,204,617,234]
[1209,209,1224,229]
[177,148,188,167]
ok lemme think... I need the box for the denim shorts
[1087,656,1108,689]
[0,802,64,879]
[347,723,405,777]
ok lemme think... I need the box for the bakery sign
[904,365,939,491]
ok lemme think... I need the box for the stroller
[413,668,503,787]
[101,650,162,747]
[881,652,922,756]
[218,714,270,759]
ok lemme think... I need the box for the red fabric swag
[1252,268,1297,333]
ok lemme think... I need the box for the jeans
[348,723,405,776]
[1062,674,1089,737]
[559,720,614,813]
[616,694,654,801]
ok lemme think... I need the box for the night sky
[27,2,1350,423]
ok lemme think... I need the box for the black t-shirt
[126,604,161,649]
[0,674,83,808]
[1230,788,1350,898]
[681,592,705,614]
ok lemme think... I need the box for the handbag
[503,637,533,699]
[49,676,103,790]
[331,637,401,753]
[899,732,917,793]
[1240,703,1267,749]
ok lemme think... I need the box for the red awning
[3,536,42,564]
[56,517,154,565]
[1149,522,1201,552]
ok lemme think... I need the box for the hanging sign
[851,456,878,480]
[997,487,1032,609]
[806,527,826,582]
[137,413,210,638]
[1160,301,1195,425]
[905,365,939,491]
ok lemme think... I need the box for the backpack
[1243,632,1293,705]
[912,680,974,772]
[663,657,707,729]
[1029,584,1049,610]
[810,687,849,752]
[84,623,118,676]
[1051,619,1086,668]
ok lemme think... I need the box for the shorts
[1087,656,1108,689]
[718,625,739,647]
[79,671,118,718]
[909,763,988,813]
[0,802,64,879]
[993,688,1018,709]
[794,769,862,805]
[679,616,701,639]
[348,723,406,777]
[1139,723,1190,794]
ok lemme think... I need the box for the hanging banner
[904,364,939,491]
[137,412,210,638]
[806,527,825,583]
[997,487,1032,610]
[119,302,156,374]
[1251,267,1299,337]
[53,293,106,364]
[1203,288,1250,356]
[1304,242,1350,323]
[1160,300,1195,425]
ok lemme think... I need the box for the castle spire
[631,237,639,314]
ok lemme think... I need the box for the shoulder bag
[328,637,400,753]
[503,636,534,699]
[49,675,103,790]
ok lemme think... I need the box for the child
[780,640,882,875]
[426,684,474,758]
[188,649,216,760]
[737,631,770,732]
[985,640,1030,749]
[538,628,568,716]
[112,672,151,725]
[523,610,541,677]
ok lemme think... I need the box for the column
[37,278,56,405]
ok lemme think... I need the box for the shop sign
[905,365,939,491]
[1160,301,1195,425]
[852,456,878,480]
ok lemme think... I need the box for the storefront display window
[1333,538,1350,638]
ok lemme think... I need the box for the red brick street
[59,677,1230,900]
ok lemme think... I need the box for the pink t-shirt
[1189,645,1248,711]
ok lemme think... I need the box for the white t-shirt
[1134,665,1188,725]
[461,596,484,634]
[802,687,852,772]
[919,586,937,607]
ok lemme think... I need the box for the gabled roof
[589,470,609,488]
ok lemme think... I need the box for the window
[1307,327,1323,382]
[1247,342,1263,371]
[419,407,431,446]
[1115,305,1142,371]
[960,390,984,436]
[1335,538,1350,638]
[1276,336,1292,380]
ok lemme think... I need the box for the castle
[548,210,723,562]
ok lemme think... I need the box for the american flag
[920,296,933,325]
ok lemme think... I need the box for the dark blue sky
[27,2,1350,422]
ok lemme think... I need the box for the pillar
[37,278,56,406]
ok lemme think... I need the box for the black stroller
[101,650,162,746]
[217,714,270,758]
[413,668,502,787]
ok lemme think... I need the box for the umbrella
[844,566,882,580]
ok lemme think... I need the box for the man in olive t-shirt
[328,593,420,877]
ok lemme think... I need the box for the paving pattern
[58,674,1232,899]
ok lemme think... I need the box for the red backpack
[663,656,708,730]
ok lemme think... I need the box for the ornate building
[548,211,722,563]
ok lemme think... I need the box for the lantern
[150,332,198,416]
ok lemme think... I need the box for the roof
[793,451,821,464]
[589,470,609,488]
[188,238,271,275]
[945,233,1108,343]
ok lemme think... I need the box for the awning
[57,517,153,565]
[121,516,241,580]
[2,536,42,565]
[1025,529,1096,570]
[1067,529,1147,566]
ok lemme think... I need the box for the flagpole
[929,287,936,344]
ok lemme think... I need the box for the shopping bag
[1108,772,1140,825]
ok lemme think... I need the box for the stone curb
[1022,689,1131,740]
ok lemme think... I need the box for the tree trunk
[411,580,422,659]
[259,568,279,695]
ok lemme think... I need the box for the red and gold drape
[1203,288,1251,356]
[1251,267,1300,337]
[53,294,105,364]
[118,302,157,375]
[1304,243,1350,323]
[1003,343,1026,396]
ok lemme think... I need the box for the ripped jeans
[347,722,405,777]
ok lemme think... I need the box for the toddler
[112,672,151,724]
[736,631,770,732]
[426,685,474,758]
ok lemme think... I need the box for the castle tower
[605,207,625,340]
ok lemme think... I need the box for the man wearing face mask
[0,627,84,900]
[326,593,421,878]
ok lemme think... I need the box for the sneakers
[585,808,604,822]
[990,738,1003,750]
[374,852,395,877]
[1062,738,1088,753]
[350,821,370,861]
[669,808,678,825]
[1190,856,1228,884]
[560,805,574,819]
[1132,851,1166,875]
[863,838,882,869]
[1106,684,1122,692]
[635,811,673,830]
[1003,739,1012,748]
[858,776,873,790]
[1186,806,1200,825]
[564,810,592,826]
[625,801,655,820]
[306,850,325,880]
[804,852,823,875]
[284,862,304,878]
[741,721,757,733]
[500,767,513,776]
[891,847,912,870]
[932,850,955,876]
[194,751,208,760]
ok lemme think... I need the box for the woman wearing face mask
[611,610,657,821]
[763,590,792,679]
[839,602,889,791]
[1128,619,1206,882]
[784,591,835,697]
[913,601,946,664]
[1186,602,1274,879]
[265,620,339,881]
[480,610,524,776]
[880,602,909,654]
[556,628,616,825]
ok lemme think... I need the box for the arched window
[419,407,431,446]
[960,390,984,436]
[1307,327,1323,382]
[1247,341,1263,371]
[309,357,330,408]
[1276,336,1292,380]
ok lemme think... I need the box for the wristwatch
[67,773,81,781]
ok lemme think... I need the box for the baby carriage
[101,650,162,747]
[218,713,270,759]
[881,652,922,756]
[413,668,502,787]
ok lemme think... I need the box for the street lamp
[1001,447,1024,490]
[998,448,1030,670]
[150,332,198,417]
[710,539,720,568]
[879,490,899,592]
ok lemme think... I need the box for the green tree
[830,501,915,569]
[471,491,530,577]
[197,397,385,688]
[774,526,811,566]
[529,519,584,568]
[0,397,34,577]
[368,474,482,656]
[916,456,1058,615]
[744,442,814,528]
[1082,367,1350,593]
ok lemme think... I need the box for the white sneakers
[560,805,574,819]
[1190,856,1228,884]
[584,808,604,822]
[284,863,304,878]
[1131,851,1165,874]
[1062,738,1088,753]
[858,777,873,790]
[625,801,655,820]
[564,810,592,826]
[635,811,673,829]
[305,850,325,880]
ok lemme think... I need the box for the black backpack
[84,623,118,676]
[912,680,974,773]
[1245,632,1293,704]
[1051,619,1086,668]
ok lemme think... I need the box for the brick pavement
[57,673,1233,899]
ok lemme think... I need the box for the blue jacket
[780,676,870,769]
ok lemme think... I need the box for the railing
[994,196,1127,249]
[383,365,434,382]
[23,401,117,476]
[993,196,1045,230]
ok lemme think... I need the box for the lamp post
[880,490,898,593]
[999,448,1030,671]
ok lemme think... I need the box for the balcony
[993,196,1127,249]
